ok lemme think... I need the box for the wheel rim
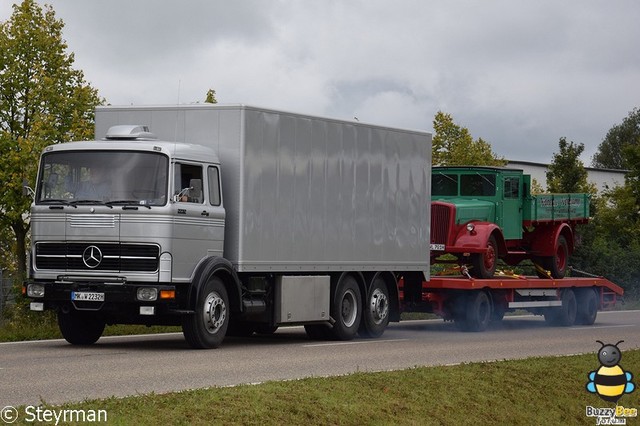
[484,244,496,270]
[202,291,227,334]
[341,289,358,328]
[555,243,566,272]
[369,288,389,325]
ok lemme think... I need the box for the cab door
[500,173,523,239]
[172,162,225,280]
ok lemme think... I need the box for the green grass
[11,350,639,425]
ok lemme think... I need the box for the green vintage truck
[430,166,590,279]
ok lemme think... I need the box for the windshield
[36,150,169,206]
[432,173,459,196]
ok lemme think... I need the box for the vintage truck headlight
[466,223,475,232]
[27,283,45,298]
[137,287,158,301]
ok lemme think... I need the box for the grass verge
[12,350,640,425]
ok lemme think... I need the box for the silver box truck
[25,104,431,348]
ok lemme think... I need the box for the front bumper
[24,279,191,324]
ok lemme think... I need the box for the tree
[592,107,640,170]
[432,111,505,166]
[0,0,102,279]
[546,137,593,193]
[205,89,217,104]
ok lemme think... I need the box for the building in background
[506,160,627,192]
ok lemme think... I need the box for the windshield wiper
[437,172,457,183]
[476,173,495,187]
[106,200,151,209]
[69,200,113,208]
[39,199,77,208]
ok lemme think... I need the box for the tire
[576,288,598,325]
[462,291,492,332]
[57,310,105,345]
[182,276,229,349]
[471,235,498,279]
[545,235,569,279]
[328,275,362,340]
[359,276,390,338]
[544,289,577,326]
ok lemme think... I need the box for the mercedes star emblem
[82,245,103,268]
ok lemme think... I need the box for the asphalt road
[1,310,639,407]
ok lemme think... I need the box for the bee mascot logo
[586,340,635,403]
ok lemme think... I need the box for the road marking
[303,338,408,348]
[571,324,636,331]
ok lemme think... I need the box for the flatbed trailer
[399,274,623,331]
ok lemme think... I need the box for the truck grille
[34,242,159,272]
[431,203,452,245]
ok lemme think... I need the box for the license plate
[71,291,105,302]
[430,243,445,251]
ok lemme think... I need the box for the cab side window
[504,177,520,199]
[174,163,203,203]
[208,166,221,206]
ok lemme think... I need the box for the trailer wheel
[182,276,229,349]
[544,288,577,326]
[58,310,105,345]
[455,290,492,331]
[359,276,390,338]
[576,288,598,325]
[329,275,362,340]
[544,235,568,279]
[471,235,498,279]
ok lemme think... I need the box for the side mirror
[23,179,35,198]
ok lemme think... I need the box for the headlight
[466,223,475,232]
[137,287,158,301]
[27,283,45,298]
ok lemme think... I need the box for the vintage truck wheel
[575,288,598,325]
[544,235,568,279]
[329,275,362,340]
[58,310,105,345]
[471,235,498,279]
[182,276,229,349]
[359,276,390,338]
[544,288,577,326]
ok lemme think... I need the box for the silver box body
[96,105,431,276]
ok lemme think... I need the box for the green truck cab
[430,166,590,279]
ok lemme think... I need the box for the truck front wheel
[183,276,229,349]
[329,275,362,340]
[58,310,105,345]
[471,235,498,279]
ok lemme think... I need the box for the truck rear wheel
[182,276,229,349]
[575,288,598,325]
[471,235,498,279]
[58,310,105,345]
[359,276,390,338]
[329,275,362,340]
[544,288,576,326]
[544,235,568,279]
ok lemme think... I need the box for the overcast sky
[2,0,639,164]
